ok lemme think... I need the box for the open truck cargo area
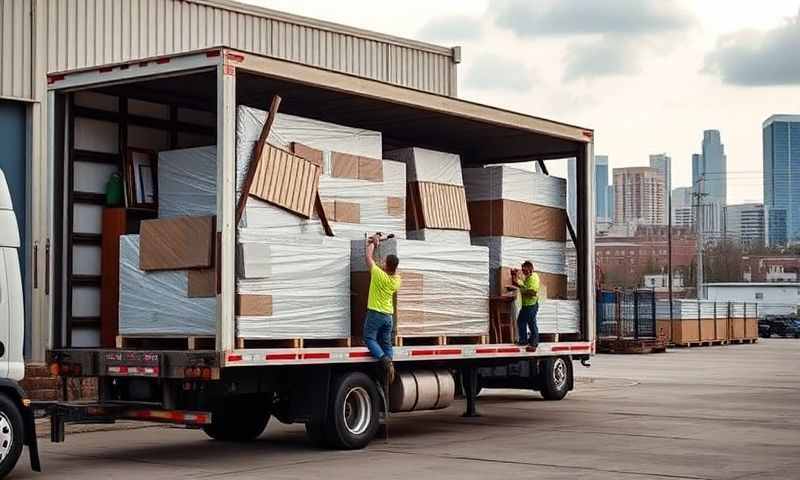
[38,46,595,453]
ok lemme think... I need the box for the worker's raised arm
[366,237,377,270]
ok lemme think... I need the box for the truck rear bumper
[31,401,212,443]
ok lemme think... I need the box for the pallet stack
[350,238,489,343]
[464,166,569,299]
[655,300,758,347]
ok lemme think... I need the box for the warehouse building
[0,0,462,363]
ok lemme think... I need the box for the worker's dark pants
[364,309,394,359]
[517,304,540,346]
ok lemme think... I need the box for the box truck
[0,46,595,477]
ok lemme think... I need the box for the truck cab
[0,169,24,381]
[0,168,39,478]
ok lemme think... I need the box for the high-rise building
[650,153,671,224]
[766,207,788,247]
[607,184,614,223]
[763,114,800,245]
[595,155,609,221]
[700,130,727,207]
[567,157,577,227]
[723,203,766,246]
[691,154,702,193]
[672,187,694,227]
[613,167,666,225]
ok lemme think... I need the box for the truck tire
[325,372,380,450]
[203,396,270,442]
[0,394,24,479]
[539,357,571,401]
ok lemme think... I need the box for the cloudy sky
[242,0,800,204]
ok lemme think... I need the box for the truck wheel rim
[553,359,567,390]
[0,412,13,462]
[343,387,371,436]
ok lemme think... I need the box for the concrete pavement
[12,339,800,479]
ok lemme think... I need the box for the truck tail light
[183,366,214,380]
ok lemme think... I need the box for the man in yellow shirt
[364,234,402,382]
[513,260,540,348]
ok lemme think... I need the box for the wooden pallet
[598,337,667,354]
[729,338,758,344]
[395,335,488,347]
[115,335,215,351]
[236,337,352,349]
[672,339,728,348]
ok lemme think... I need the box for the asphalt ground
[12,338,800,480]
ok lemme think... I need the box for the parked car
[759,316,800,338]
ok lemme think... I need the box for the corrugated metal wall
[0,0,33,100]
[41,0,456,96]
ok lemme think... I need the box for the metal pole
[668,184,674,336]
[694,176,706,299]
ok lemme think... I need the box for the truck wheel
[539,357,571,401]
[325,372,380,450]
[203,396,270,442]
[0,394,24,478]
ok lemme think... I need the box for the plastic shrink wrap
[385,147,470,243]
[237,234,351,339]
[158,146,217,218]
[236,105,405,239]
[536,300,580,334]
[118,235,216,336]
[463,166,568,298]
[351,238,489,337]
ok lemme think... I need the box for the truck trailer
[0,45,595,477]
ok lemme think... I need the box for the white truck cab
[0,169,37,478]
[0,169,23,382]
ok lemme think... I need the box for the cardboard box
[387,196,404,217]
[468,199,566,241]
[335,201,361,224]
[331,152,359,179]
[236,294,273,316]
[290,142,324,167]
[358,157,384,182]
[139,216,215,271]
[187,268,216,298]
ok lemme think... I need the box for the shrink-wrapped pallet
[236,106,405,239]
[158,146,217,218]
[385,147,470,244]
[236,234,351,339]
[463,166,569,298]
[536,300,580,334]
[118,235,216,336]
[350,238,489,337]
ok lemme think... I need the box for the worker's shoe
[381,355,396,384]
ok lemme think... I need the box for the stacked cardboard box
[119,234,216,336]
[237,106,406,240]
[656,300,757,344]
[463,166,569,299]
[385,147,471,245]
[236,234,351,339]
[350,238,489,338]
